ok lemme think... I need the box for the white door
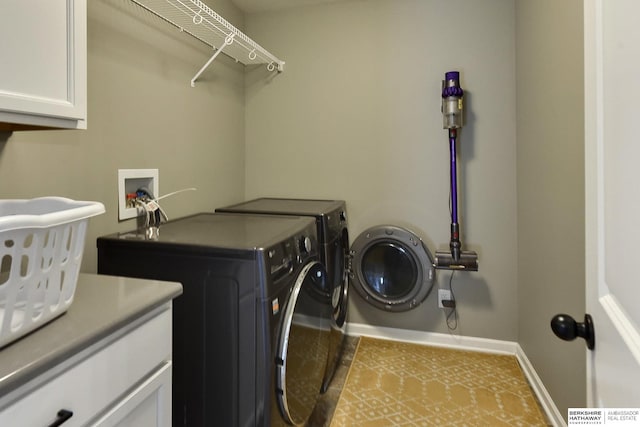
[584,0,640,407]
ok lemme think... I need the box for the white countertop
[0,273,182,397]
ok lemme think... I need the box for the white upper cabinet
[0,0,87,130]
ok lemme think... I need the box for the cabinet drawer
[0,308,171,426]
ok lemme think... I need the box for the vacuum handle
[442,71,464,129]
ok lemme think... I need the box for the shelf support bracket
[190,33,235,87]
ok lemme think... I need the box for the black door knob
[551,313,595,350]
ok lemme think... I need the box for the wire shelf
[129,0,285,85]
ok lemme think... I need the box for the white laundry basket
[0,197,105,348]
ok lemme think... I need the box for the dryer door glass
[362,242,418,298]
[275,261,332,426]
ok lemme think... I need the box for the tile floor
[308,335,359,426]
[308,336,551,427]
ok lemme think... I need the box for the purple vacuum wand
[442,71,464,262]
[448,128,461,261]
[436,71,477,270]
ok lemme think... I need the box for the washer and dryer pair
[97,199,437,426]
[97,213,332,426]
[216,198,437,387]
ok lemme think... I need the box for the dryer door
[275,261,332,426]
[350,225,435,312]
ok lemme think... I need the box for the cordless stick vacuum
[434,71,479,271]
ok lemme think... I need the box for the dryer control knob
[300,236,312,254]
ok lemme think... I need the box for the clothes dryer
[216,198,349,392]
[97,213,331,427]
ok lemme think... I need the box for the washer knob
[300,236,312,254]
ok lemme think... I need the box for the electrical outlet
[438,289,452,309]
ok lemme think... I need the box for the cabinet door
[0,0,86,129]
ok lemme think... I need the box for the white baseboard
[345,322,565,427]
[515,345,567,427]
[345,322,518,354]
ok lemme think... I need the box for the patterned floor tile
[328,337,550,427]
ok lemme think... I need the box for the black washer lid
[98,213,315,254]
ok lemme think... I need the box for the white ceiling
[231,0,344,14]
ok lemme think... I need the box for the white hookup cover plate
[118,169,159,220]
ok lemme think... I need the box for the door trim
[600,295,640,365]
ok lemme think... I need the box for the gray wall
[243,0,519,340]
[0,0,586,418]
[515,0,586,417]
[0,0,247,272]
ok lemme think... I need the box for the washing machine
[97,213,332,427]
[216,198,349,391]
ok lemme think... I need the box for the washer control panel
[266,223,317,283]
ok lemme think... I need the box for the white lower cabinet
[0,307,173,426]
